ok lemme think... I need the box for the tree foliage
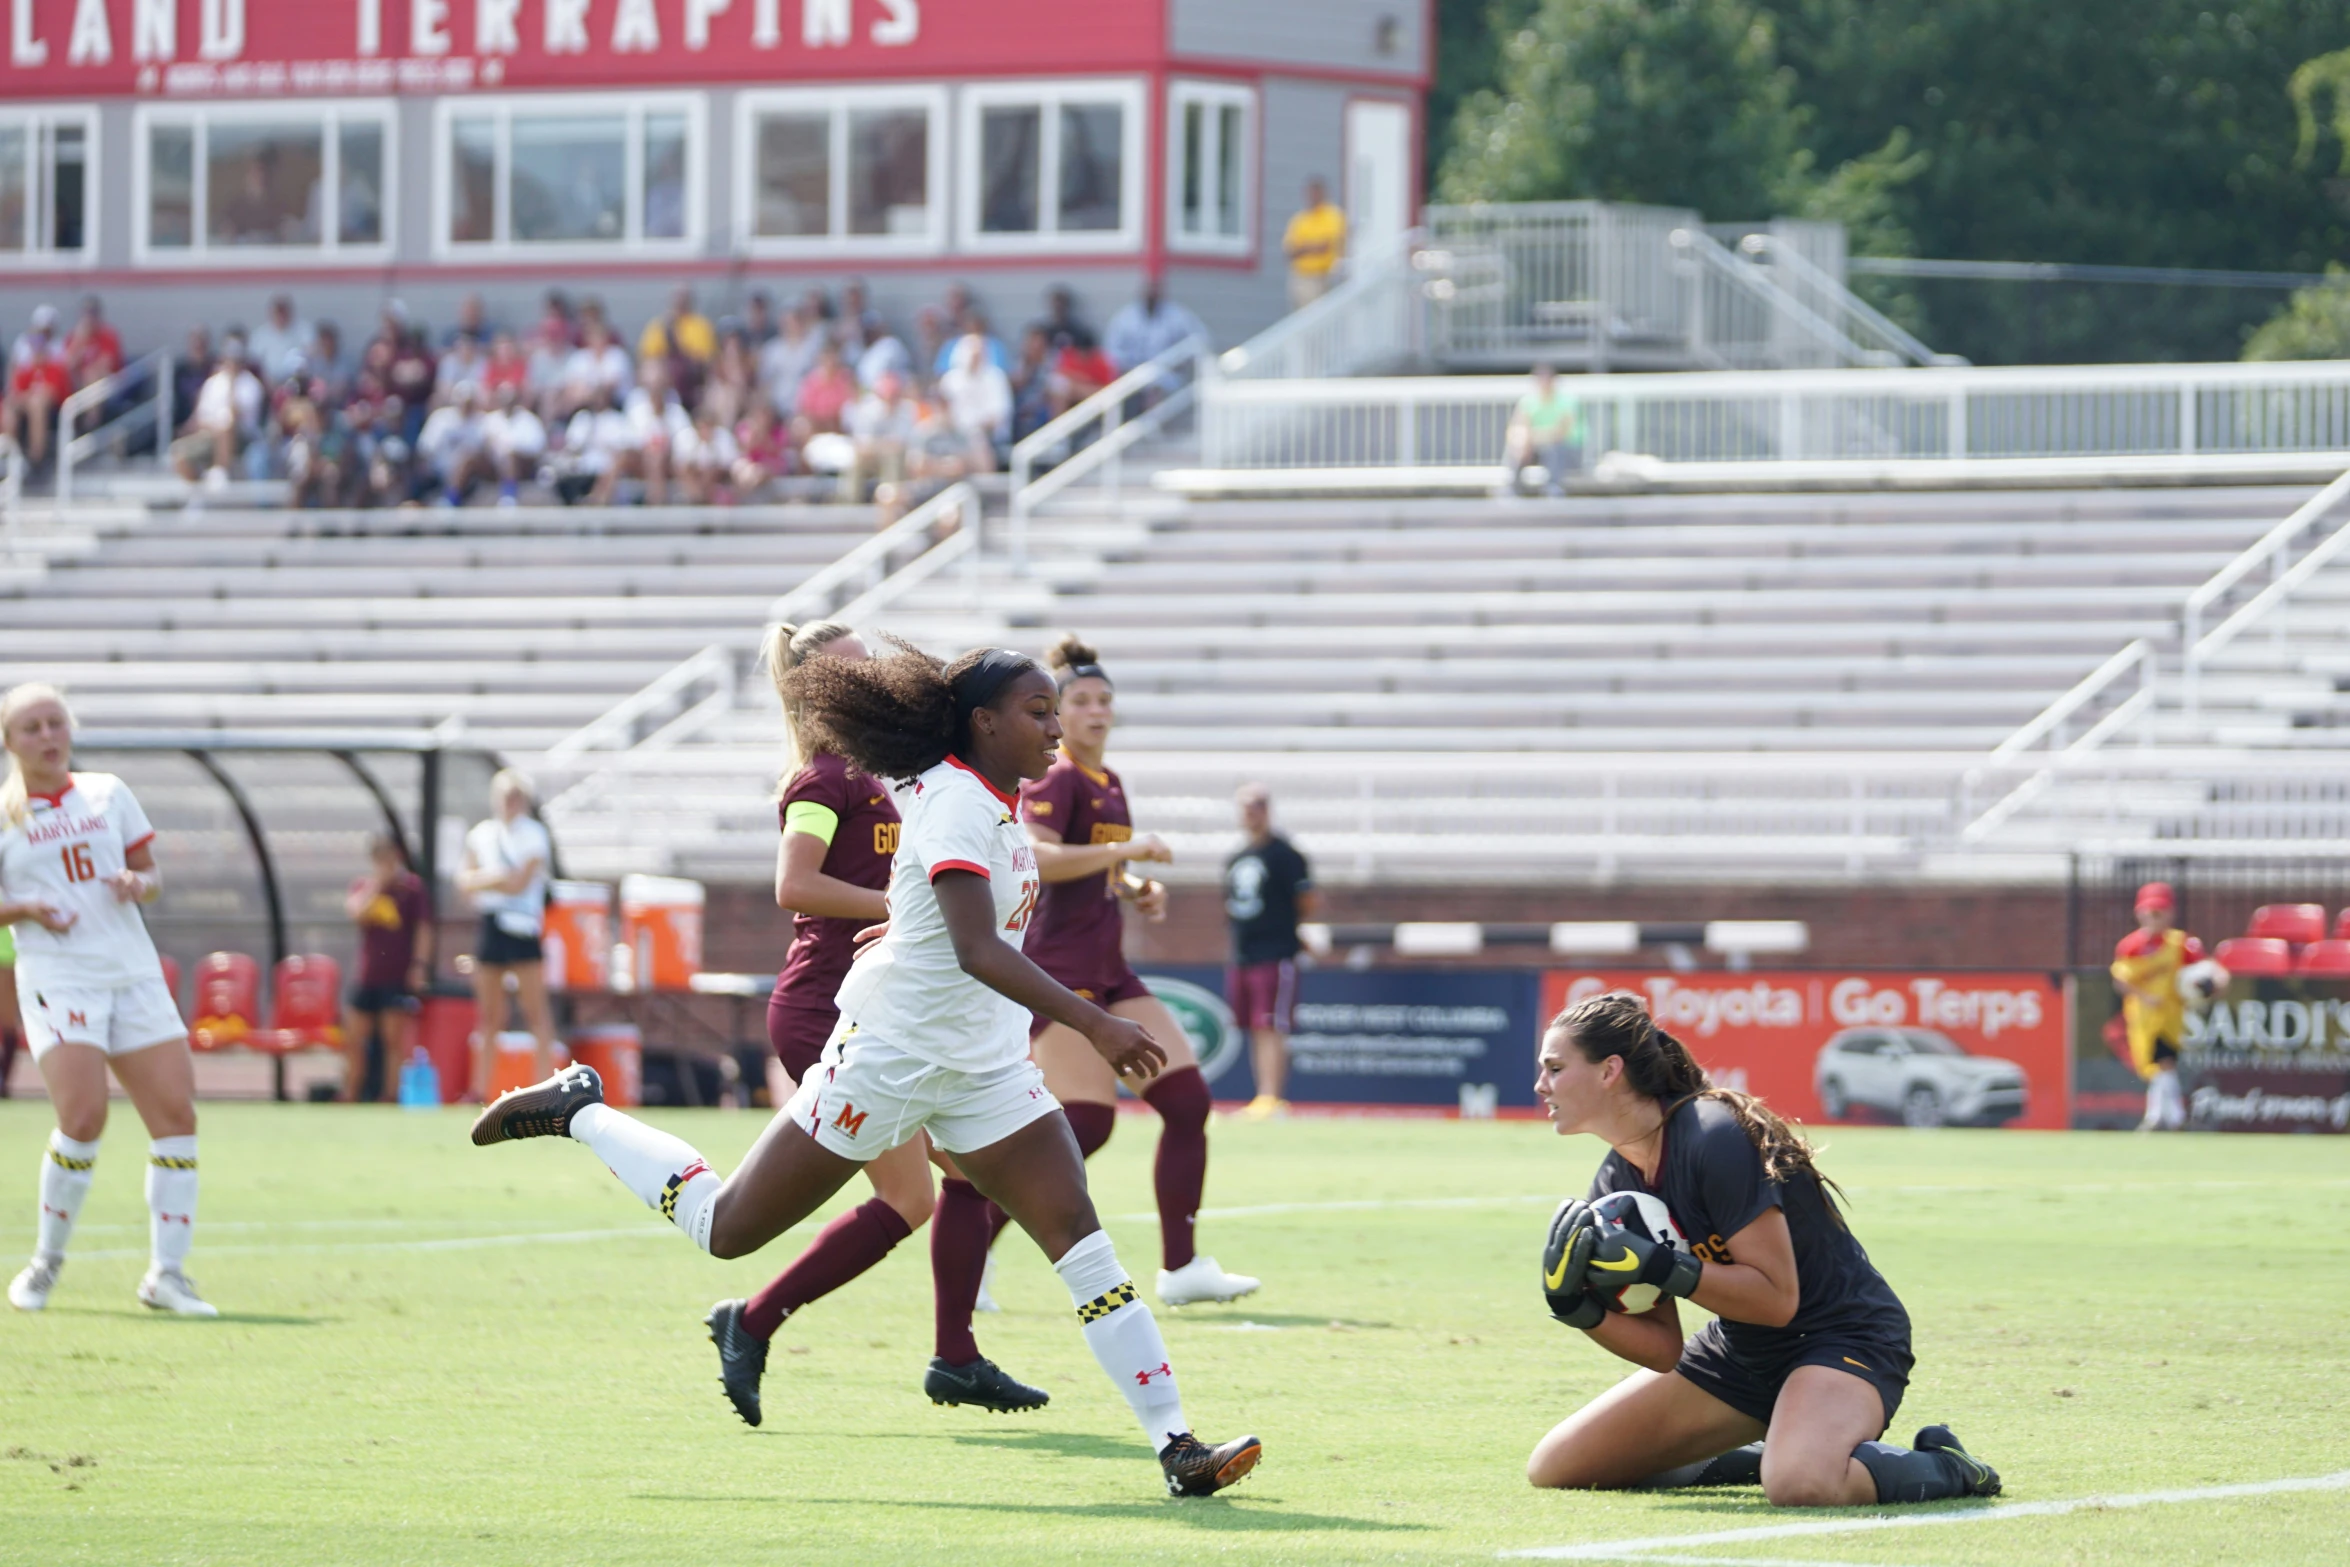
[2243,266,2350,358]
[1431,0,2350,362]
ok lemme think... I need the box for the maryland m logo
[831,1102,869,1138]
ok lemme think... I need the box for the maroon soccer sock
[931,1178,995,1364]
[1141,1067,1211,1271]
[742,1197,912,1342]
[1064,1100,1117,1160]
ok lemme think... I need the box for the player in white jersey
[0,684,216,1317]
[472,644,1262,1497]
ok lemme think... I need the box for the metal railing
[58,349,171,503]
[1961,640,2159,844]
[1220,227,1424,382]
[1196,360,2350,473]
[1008,340,1209,568]
[2181,467,2350,717]
[1732,232,1961,369]
[542,644,736,768]
[764,480,982,626]
[0,435,23,555]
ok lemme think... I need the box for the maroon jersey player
[928,635,1258,1388]
[702,619,937,1429]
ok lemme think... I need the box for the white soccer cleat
[1157,1255,1260,1307]
[9,1257,61,1312]
[137,1268,219,1318]
[974,1249,1001,1314]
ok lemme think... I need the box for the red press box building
[0,0,1426,346]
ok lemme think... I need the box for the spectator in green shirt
[1505,363,1583,496]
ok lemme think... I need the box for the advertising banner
[1138,965,1544,1112]
[0,0,1159,99]
[2071,973,2350,1133]
[1540,969,2071,1130]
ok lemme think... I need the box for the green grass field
[2,1102,2346,1566]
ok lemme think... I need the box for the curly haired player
[473,641,1261,1497]
[1528,990,1999,1506]
[926,635,1259,1399]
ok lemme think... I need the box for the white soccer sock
[1054,1229,1189,1453]
[569,1102,720,1251]
[146,1136,199,1274]
[36,1132,99,1263]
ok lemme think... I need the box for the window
[958,80,1144,253]
[1168,81,1253,255]
[734,88,944,254]
[0,110,94,266]
[134,103,391,262]
[435,95,702,256]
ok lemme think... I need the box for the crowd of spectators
[2,279,1209,514]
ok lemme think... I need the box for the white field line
[1501,1470,2350,1561]
[9,1176,2347,1247]
[64,1225,673,1263]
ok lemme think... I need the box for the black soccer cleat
[923,1355,1050,1413]
[1915,1424,2002,1498]
[706,1299,769,1428]
[470,1064,604,1146]
[1160,1432,1262,1498]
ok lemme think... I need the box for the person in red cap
[2110,883,2201,1131]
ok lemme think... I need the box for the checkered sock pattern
[146,1136,198,1274]
[570,1102,721,1252]
[36,1131,99,1264]
[1054,1229,1188,1453]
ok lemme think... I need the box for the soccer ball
[1590,1191,1692,1315]
[2178,959,2230,1006]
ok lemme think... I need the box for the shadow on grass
[629,1494,1431,1532]
[47,1307,331,1327]
[1178,1312,1397,1330]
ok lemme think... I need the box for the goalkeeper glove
[1586,1220,1703,1304]
[1542,1200,1605,1327]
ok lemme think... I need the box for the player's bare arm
[1687,1208,1801,1328]
[1582,1295,1686,1373]
[106,840,162,906]
[932,869,1165,1079]
[1023,820,1172,883]
[776,828,889,920]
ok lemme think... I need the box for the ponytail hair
[1045,631,1111,693]
[0,682,73,829]
[1549,989,1846,1212]
[760,618,857,781]
[782,638,1039,784]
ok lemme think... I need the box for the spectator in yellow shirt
[1282,178,1347,309]
[2110,881,2205,1131]
[639,285,717,368]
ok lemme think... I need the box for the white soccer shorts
[786,1032,1060,1159]
[20,974,187,1060]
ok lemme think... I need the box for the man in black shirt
[1223,785,1315,1117]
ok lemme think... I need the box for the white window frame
[1166,80,1255,258]
[432,92,705,261]
[0,107,98,270]
[733,85,947,257]
[956,77,1146,256]
[131,99,395,267]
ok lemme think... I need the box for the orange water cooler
[543,880,614,992]
[618,874,704,991]
[564,1023,643,1108]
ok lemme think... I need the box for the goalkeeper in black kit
[1525,992,2003,1506]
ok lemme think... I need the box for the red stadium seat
[2296,940,2350,977]
[189,952,262,1051]
[2338,909,2350,941]
[247,955,345,1054]
[2246,904,2328,947]
[159,955,183,1018]
[2214,937,2295,978]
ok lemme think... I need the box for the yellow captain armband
[783,800,842,846]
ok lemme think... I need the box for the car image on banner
[1542,969,2070,1130]
[1814,1027,2029,1127]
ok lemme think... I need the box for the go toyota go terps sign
[0,0,1156,95]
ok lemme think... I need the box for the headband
[1054,662,1113,693]
[951,648,1039,738]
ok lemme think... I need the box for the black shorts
[476,917,544,967]
[348,984,419,1015]
[1674,1318,1912,1433]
